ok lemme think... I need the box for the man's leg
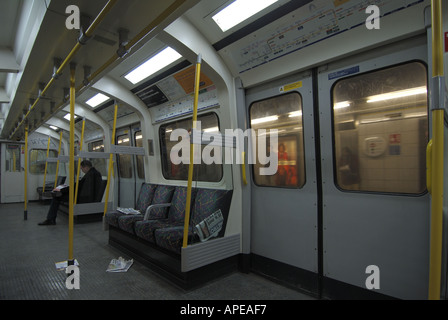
[39,197,61,225]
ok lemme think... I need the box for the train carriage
[0,0,447,301]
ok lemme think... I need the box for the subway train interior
[0,0,448,301]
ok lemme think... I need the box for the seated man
[38,160,103,226]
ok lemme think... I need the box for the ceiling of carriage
[0,0,430,141]
[0,0,304,142]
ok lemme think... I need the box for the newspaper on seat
[194,209,224,242]
[117,207,140,215]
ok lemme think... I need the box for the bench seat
[107,182,236,289]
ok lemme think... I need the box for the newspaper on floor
[117,207,140,215]
[55,259,79,271]
[106,257,133,272]
[194,209,224,242]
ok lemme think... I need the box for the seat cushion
[154,226,194,254]
[104,211,122,228]
[134,219,183,243]
[117,215,144,234]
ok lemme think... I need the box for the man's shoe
[38,220,56,226]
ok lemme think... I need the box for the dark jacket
[77,167,103,203]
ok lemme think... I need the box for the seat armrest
[144,203,172,220]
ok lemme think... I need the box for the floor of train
[0,201,314,300]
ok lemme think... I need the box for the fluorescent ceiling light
[289,111,303,118]
[86,93,110,108]
[125,47,182,85]
[251,115,279,125]
[334,101,351,110]
[213,0,279,32]
[64,113,78,121]
[367,87,427,103]
[49,125,58,131]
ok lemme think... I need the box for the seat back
[135,183,157,213]
[166,187,197,223]
[191,189,233,238]
[148,185,175,219]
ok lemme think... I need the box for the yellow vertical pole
[68,64,76,264]
[428,0,445,301]
[103,102,118,218]
[74,119,86,205]
[42,136,51,193]
[24,126,28,220]
[54,131,63,189]
[183,54,202,249]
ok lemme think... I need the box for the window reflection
[333,62,428,194]
[250,92,306,188]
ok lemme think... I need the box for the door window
[250,92,306,188]
[117,134,133,179]
[332,62,428,194]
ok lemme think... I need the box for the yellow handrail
[103,103,118,218]
[428,0,445,301]
[68,66,76,264]
[42,136,51,193]
[53,131,63,190]
[74,119,86,205]
[183,54,202,249]
[10,0,118,139]
[24,126,28,220]
[20,0,188,141]
[426,139,433,195]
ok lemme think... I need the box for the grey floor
[0,201,314,300]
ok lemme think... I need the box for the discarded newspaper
[106,257,133,272]
[194,209,224,242]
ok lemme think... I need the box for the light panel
[86,93,110,108]
[212,0,279,32]
[125,47,182,85]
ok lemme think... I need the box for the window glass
[5,145,21,172]
[117,134,133,179]
[333,62,428,194]
[250,92,306,188]
[30,149,58,174]
[134,131,145,179]
[160,113,222,182]
[88,140,107,176]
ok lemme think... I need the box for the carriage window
[250,92,306,188]
[117,134,133,179]
[88,140,107,176]
[134,131,145,179]
[29,149,58,174]
[5,145,21,172]
[160,113,222,182]
[332,62,428,194]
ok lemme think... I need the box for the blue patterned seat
[105,183,156,228]
[154,188,233,254]
[118,184,175,234]
[134,186,195,243]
